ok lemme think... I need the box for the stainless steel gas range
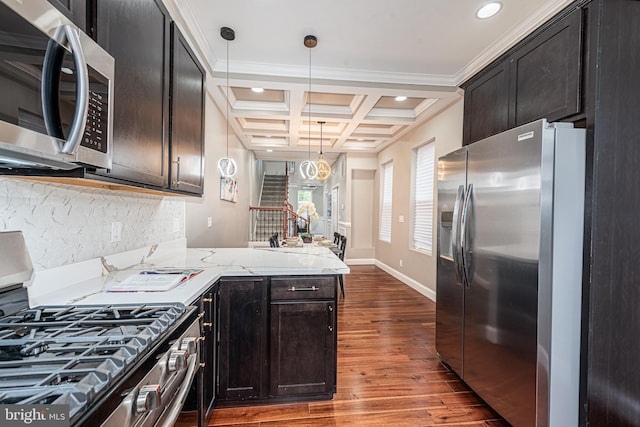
[0,231,202,427]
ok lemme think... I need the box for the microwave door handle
[41,26,66,146]
[460,184,474,288]
[451,184,465,285]
[60,25,89,155]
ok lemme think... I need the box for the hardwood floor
[178,265,508,426]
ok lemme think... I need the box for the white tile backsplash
[0,178,185,271]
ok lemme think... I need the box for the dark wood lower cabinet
[270,277,337,397]
[214,275,337,406]
[216,277,266,401]
[199,283,217,424]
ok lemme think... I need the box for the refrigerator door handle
[460,184,474,288]
[451,185,465,285]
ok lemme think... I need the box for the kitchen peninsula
[24,239,349,423]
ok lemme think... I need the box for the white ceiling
[169,0,573,162]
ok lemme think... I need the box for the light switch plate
[399,215,405,223]
[207,217,213,228]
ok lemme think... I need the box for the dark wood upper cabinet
[509,8,583,127]
[47,0,87,31]
[462,60,509,146]
[94,0,170,188]
[462,5,584,145]
[169,23,205,195]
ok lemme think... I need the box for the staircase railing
[249,202,308,242]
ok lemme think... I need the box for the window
[379,162,393,243]
[412,142,435,253]
[297,190,312,210]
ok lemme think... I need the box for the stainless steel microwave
[0,0,114,170]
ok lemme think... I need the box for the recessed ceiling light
[357,138,364,141]
[266,149,273,152]
[266,135,271,138]
[476,2,502,19]
[251,87,264,93]
[394,96,407,102]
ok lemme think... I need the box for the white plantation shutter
[379,162,393,242]
[413,142,434,252]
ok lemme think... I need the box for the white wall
[0,178,185,271]
[185,90,253,248]
[374,99,463,297]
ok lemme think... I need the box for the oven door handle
[154,347,200,426]
[41,25,89,155]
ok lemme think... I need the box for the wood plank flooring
[177,265,508,426]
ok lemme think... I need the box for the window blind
[379,162,393,242]
[413,142,434,252]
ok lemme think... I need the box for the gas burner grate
[0,303,187,421]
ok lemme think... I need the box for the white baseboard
[373,260,436,302]
[345,258,375,265]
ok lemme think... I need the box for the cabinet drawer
[271,277,335,300]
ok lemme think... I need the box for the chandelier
[217,26,238,178]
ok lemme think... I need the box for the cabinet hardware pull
[202,297,213,303]
[198,312,205,319]
[198,336,205,341]
[328,305,333,312]
[203,322,213,327]
[328,326,333,332]
[199,362,206,368]
[287,286,318,292]
[172,157,181,186]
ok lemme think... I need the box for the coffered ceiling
[167,0,574,161]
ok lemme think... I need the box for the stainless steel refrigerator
[436,119,585,427]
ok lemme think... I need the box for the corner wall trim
[373,260,436,302]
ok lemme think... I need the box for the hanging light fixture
[316,121,331,180]
[218,26,238,178]
[299,35,318,180]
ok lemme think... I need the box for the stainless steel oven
[0,232,202,427]
[0,0,114,170]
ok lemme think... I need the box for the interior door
[331,186,339,237]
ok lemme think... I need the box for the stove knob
[179,337,198,355]
[168,350,188,372]
[136,385,161,414]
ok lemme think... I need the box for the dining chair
[269,236,277,248]
[337,236,347,298]
[271,233,280,247]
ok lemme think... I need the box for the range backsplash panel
[0,178,185,271]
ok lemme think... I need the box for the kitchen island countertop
[26,240,349,307]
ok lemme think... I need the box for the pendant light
[218,26,238,178]
[299,35,318,180]
[316,120,331,180]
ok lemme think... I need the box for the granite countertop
[26,241,349,307]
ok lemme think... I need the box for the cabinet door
[169,23,205,195]
[201,285,217,424]
[94,0,170,188]
[47,0,86,31]
[462,60,510,145]
[509,8,583,126]
[217,278,266,401]
[270,301,336,397]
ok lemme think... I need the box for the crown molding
[453,0,575,85]
[213,60,457,87]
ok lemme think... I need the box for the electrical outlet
[111,222,122,243]
[399,215,405,223]
[173,218,180,233]
[399,259,403,267]
[207,217,213,228]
